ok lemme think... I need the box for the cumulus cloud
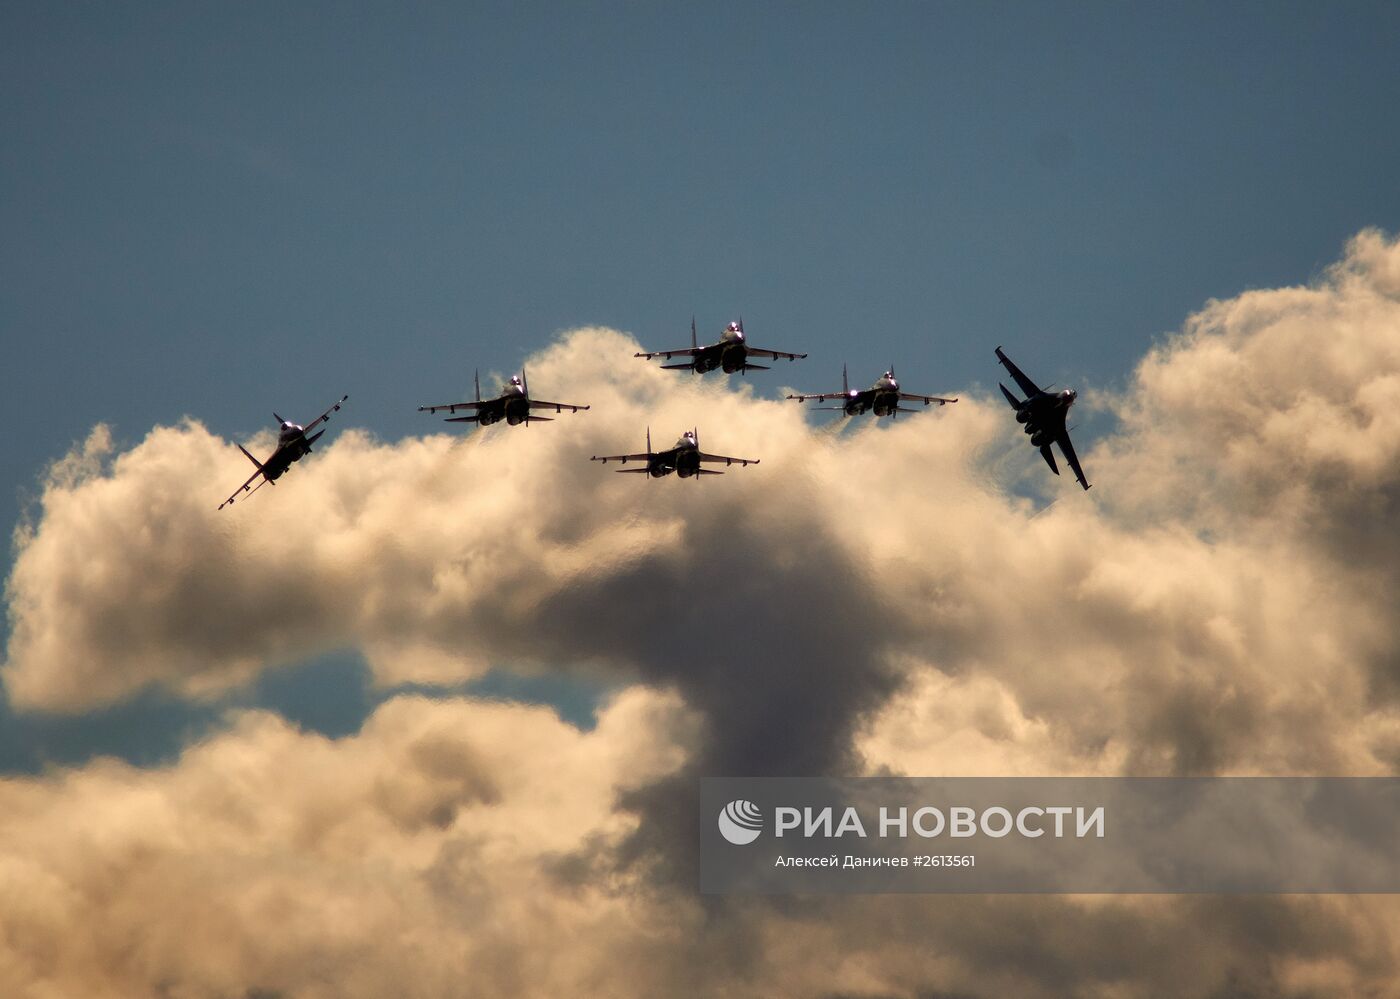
[1100,228,1400,543]
[0,692,1396,998]
[7,231,1400,995]
[0,689,704,999]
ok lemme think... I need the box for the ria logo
[718,799,764,845]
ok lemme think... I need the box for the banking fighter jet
[218,395,349,510]
[995,345,1090,490]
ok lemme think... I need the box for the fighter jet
[635,318,806,374]
[995,346,1090,490]
[786,364,957,418]
[591,428,759,478]
[218,395,349,510]
[418,366,588,427]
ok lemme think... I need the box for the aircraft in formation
[996,346,1090,490]
[635,318,806,374]
[217,334,1091,506]
[787,364,958,418]
[591,427,759,478]
[417,367,589,427]
[218,395,349,510]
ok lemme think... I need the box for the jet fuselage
[1015,390,1076,447]
[462,376,532,426]
[263,421,319,481]
[647,433,702,477]
[841,373,901,417]
[691,327,749,374]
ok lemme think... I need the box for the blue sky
[3,2,1400,768]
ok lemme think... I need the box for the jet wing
[419,399,487,415]
[218,466,267,510]
[745,346,808,362]
[786,390,848,403]
[635,346,700,360]
[697,451,759,467]
[302,395,349,434]
[898,391,958,406]
[591,452,653,464]
[528,399,590,413]
[1057,430,1091,490]
[995,347,1042,399]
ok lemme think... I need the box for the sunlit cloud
[6,231,1400,996]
